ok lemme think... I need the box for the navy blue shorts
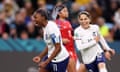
[42,56,69,72]
[85,53,106,72]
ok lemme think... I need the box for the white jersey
[74,24,111,64]
[43,21,69,62]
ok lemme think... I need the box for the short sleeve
[49,22,61,44]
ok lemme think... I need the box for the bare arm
[45,43,61,63]
[33,46,48,63]
[38,46,48,59]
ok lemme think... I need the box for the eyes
[60,8,68,13]
[79,14,90,21]
[80,18,88,21]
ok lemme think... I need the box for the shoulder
[74,26,81,33]
[47,21,60,32]
[48,20,57,25]
[90,24,99,30]
[48,21,58,28]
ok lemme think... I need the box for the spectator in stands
[20,8,31,24]
[9,24,17,39]
[112,23,120,40]
[24,0,34,24]
[55,0,63,6]
[20,30,28,40]
[114,8,120,26]
[0,9,9,37]
[108,0,118,23]
[69,2,80,29]
[24,0,34,16]
[86,1,102,24]
[96,17,113,42]
[11,9,27,38]
[37,0,46,9]
[37,0,52,20]
[112,8,120,40]
[3,0,19,24]
[2,32,9,40]
[26,21,39,38]
[63,0,72,12]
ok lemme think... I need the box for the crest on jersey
[93,32,97,36]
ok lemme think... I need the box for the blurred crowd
[0,0,120,42]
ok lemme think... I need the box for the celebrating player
[32,8,69,72]
[74,11,115,72]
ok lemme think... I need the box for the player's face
[59,7,68,18]
[78,14,90,26]
[32,12,44,27]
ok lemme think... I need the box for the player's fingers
[111,49,115,55]
[109,49,115,56]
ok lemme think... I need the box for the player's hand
[94,36,100,43]
[39,61,48,68]
[62,38,70,44]
[109,49,115,56]
[33,56,41,63]
[105,51,111,60]
[104,49,115,60]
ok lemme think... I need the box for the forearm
[46,43,61,63]
[76,40,96,50]
[38,47,48,59]
[99,35,111,50]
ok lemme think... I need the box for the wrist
[104,49,108,52]
[45,59,50,64]
[104,49,112,54]
[37,56,41,61]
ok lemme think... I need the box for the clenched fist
[33,56,41,63]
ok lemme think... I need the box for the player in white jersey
[32,8,69,72]
[74,11,115,72]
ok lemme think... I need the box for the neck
[42,20,48,27]
[59,17,65,21]
[81,24,90,29]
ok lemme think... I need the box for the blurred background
[0,0,120,72]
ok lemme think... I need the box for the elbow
[55,44,61,54]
